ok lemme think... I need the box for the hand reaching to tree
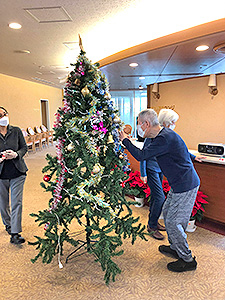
[119,130,129,141]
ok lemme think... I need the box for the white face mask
[137,124,146,138]
[0,116,9,126]
[169,124,175,130]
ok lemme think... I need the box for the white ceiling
[1,0,225,90]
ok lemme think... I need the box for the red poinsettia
[191,191,208,221]
[122,171,151,198]
[162,180,171,195]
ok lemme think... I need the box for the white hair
[158,109,179,126]
[138,109,159,126]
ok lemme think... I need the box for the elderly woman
[0,107,28,244]
[139,109,180,240]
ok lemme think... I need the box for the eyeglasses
[0,112,8,118]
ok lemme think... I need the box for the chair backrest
[40,125,48,132]
[35,126,42,134]
[21,128,28,137]
[27,127,35,135]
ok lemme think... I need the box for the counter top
[189,150,225,165]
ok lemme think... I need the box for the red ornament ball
[43,175,51,182]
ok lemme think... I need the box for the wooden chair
[27,127,42,150]
[40,125,53,146]
[34,126,48,147]
[21,128,35,152]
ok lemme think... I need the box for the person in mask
[139,109,179,240]
[119,109,200,272]
[0,107,28,244]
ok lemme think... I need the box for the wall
[0,73,62,130]
[151,74,225,149]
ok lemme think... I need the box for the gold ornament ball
[67,143,74,151]
[81,167,87,175]
[105,91,111,100]
[113,116,121,123]
[81,85,90,96]
[92,165,100,174]
[74,78,81,85]
[119,154,123,159]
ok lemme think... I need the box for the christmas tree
[29,38,147,284]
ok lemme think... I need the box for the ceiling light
[129,63,138,68]
[139,76,145,80]
[196,45,209,51]
[9,22,22,29]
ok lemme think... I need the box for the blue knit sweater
[123,127,200,193]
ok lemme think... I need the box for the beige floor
[0,146,225,300]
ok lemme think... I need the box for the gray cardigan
[0,125,28,174]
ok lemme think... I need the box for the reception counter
[124,140,225,224]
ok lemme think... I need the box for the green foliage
[30,49,147,284]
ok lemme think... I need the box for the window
[111,90,147,137]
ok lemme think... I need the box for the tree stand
[65,215,93,263]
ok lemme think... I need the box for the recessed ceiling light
[129,63,138,68]
[196,45,209,51]
[9,22,22,29]
[139,76,145,80]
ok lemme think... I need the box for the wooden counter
[194,161,225,224]
[124,144,225,224]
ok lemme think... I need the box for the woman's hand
[2,149,18,160]
[0,154,5,163]
[194,156,204,163]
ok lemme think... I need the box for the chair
[34,126,48,147]
[40,125,53,146]
[27,127,42,150]
[21,128,35,152]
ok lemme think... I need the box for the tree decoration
[81,85,90,96]
[43,175,51,182]
[74,78,81,85]
[67,143,74,151]
[29,42,147,285]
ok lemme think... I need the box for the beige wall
[151,74,225,150]
[0,73,62,130]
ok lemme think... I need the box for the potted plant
[162,180,208,232]
[122,171,150,207]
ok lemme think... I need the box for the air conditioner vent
[213,43,225,54]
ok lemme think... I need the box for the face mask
[0,116,9,126]
[169,124,175,130]
[137,124,146,138]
